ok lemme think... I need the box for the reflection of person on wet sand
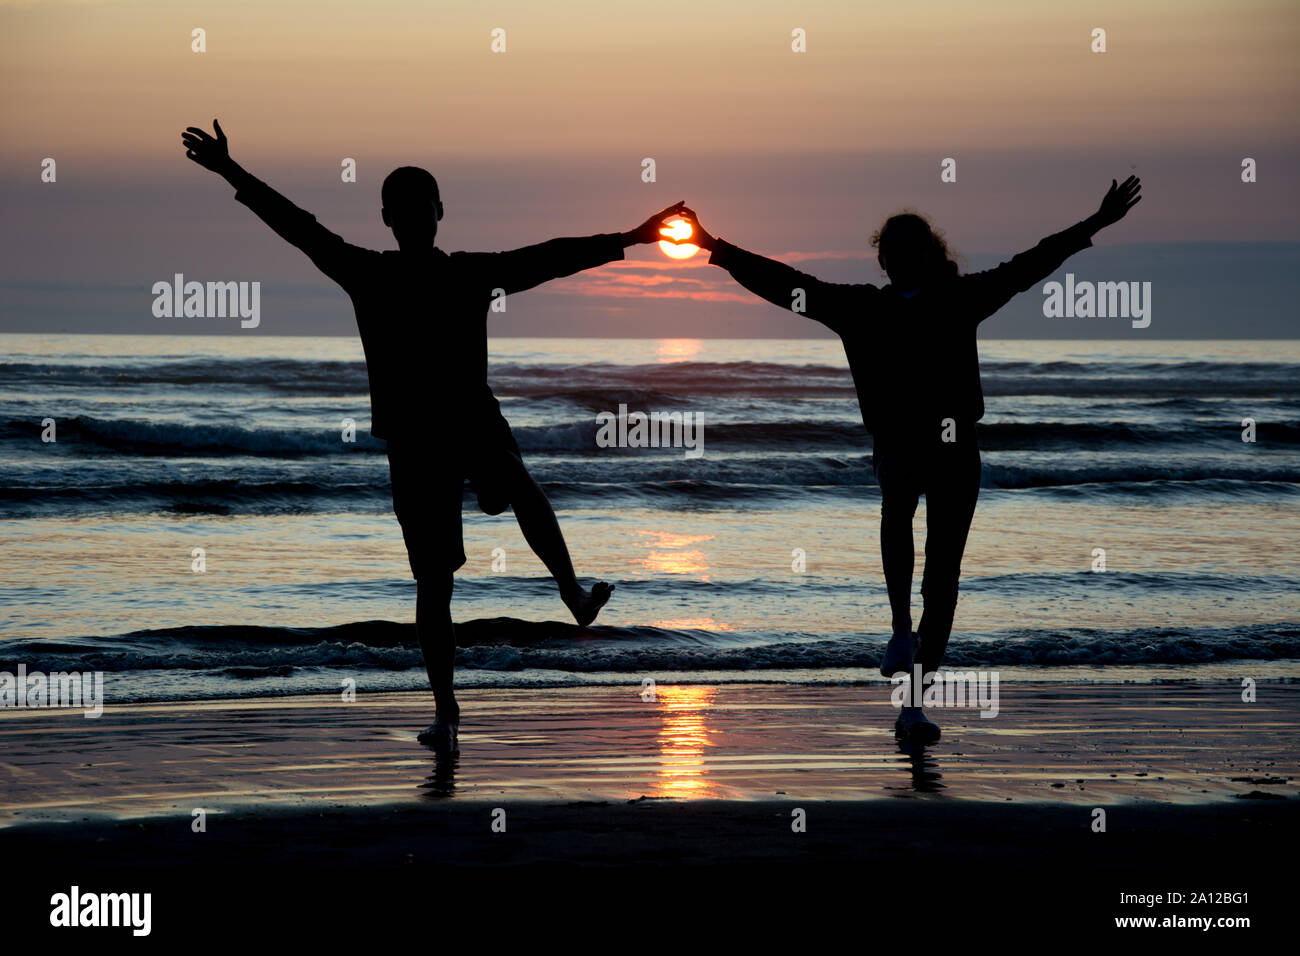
[182,119,688,754]
[668,177,1142,744]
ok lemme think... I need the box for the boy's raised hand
[623,200,688,246]
[181,119,232,174]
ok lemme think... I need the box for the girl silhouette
[673,177,1141,742]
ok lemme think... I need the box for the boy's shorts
[386,413,524,579]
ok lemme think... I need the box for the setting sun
[658,218,700,259]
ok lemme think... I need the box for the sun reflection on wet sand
[653,686,717,797]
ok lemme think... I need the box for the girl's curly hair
[870,211,961,285]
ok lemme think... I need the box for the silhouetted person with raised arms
[182,119,686,753]
[670,177,1141,743]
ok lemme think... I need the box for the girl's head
[870,212,959,291]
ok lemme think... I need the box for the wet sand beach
[4,681,1295,818]
[4,680,1295,937]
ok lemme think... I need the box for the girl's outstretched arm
[1086,175,1143,234]
[671,207,876,336]
[964,176,1142,323]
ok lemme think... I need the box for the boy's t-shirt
[231,171,625,443]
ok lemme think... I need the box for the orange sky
[1,0,1296,336]
[3,0,1296,161]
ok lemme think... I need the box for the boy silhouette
[182,120,684,752]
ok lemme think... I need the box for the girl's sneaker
[418,715,460,754]
[880,630,918,677]
[894,706,941,744]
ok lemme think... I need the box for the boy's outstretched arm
[181,119,360,284]
[470,201,690,297]
[669,207,869,336]
[965,175,1142,322]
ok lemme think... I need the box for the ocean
[2,334,1297,703]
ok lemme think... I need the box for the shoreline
[4,661,1297,713]
[3,681,1296,823]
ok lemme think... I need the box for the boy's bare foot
[565,581,614,628]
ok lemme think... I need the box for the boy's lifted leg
[480,450,613,628]
[507,463,613,627]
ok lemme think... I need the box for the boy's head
[381,166,443,248]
